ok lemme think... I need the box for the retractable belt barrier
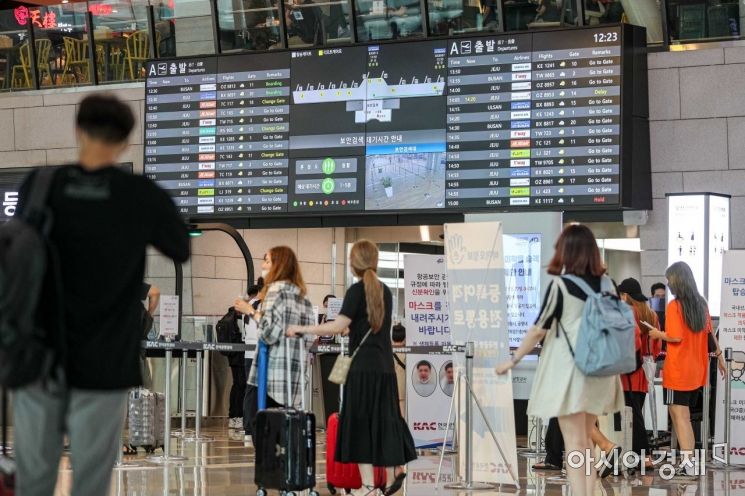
[310,344,467,355]
[142,341,466,355]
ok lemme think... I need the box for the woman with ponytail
[288,240,416,496]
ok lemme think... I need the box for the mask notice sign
[159,295,180,340]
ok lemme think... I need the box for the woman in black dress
[288,239,416,496]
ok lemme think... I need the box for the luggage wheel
[256,488,267,496]
[327,483,337,495]
[309,491,320,496]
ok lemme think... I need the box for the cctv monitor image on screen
[143,24,650,222]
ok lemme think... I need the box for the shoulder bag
[328,329,372,385]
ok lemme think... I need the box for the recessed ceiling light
[62,0,69,3]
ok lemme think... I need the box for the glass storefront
[0,0,740,92]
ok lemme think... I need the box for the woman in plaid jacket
[237,246,315,411]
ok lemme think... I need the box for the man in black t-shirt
[13,95,190,496]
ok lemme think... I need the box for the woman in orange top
[617,278,663,464]
[650,262,725,478]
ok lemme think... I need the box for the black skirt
[336,368,417,467]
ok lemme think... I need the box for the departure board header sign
[144,25,650,222]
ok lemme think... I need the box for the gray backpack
[559,275,637,377]
[0,168,58,388]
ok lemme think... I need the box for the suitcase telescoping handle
[285,335,306,411]
[339,336,346,410]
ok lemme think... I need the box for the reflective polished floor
[43,427,745,495]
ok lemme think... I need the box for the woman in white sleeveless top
[497,224,623,496]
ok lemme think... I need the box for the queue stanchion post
[435,365,460,490]
[710,347,745,469]
[444,342,500,491]
[173,350,188,438]
[518,355,545,458]
[725,348,732,466]
[702,354,712,460]
[184,348,213,443]
[195,350,203,438]
[147,341,187,464]
[517,416,545,457]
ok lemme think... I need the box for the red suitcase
[325,337,386,494]
[326,412,361,491]
[326,413,386,494]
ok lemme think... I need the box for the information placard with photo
[404,254,452,448]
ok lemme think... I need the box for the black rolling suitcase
[0,388,15,496]
[254,337,318,496]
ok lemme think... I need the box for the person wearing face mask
[238,279,263,443]
[317,293,342,420]
[319,294,337,344]
[649,282,667,331]
[320,294,336,324]
[616,278,663,468]
[234,247,315,441]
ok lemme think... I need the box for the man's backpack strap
[22,168,57,231]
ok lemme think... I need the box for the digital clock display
[594,32,620,43]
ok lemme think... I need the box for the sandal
[351,485,380,496]
[383,471,407,496]
[122,444,136,455]
[532,462,562,471]
[599,446,622,479]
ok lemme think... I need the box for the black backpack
[0,168,58,388]
[216,308,243,366]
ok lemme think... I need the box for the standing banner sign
[444,221,518,486]
[404,254,452,448]
[715,250,745,463]
[159,295,180,340]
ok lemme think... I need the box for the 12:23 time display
[594,31,619,43]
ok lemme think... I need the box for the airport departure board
[144,24,650,221]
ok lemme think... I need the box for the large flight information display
[144,25,649,220]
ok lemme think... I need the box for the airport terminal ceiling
[143,23,651,229]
